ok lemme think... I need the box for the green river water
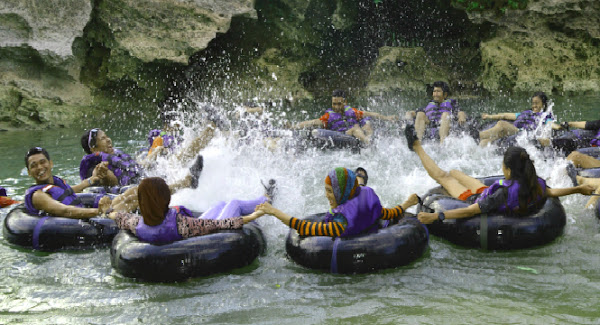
[0,94,599,324]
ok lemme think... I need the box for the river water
[0,95,599,324]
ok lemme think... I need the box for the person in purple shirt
[255,167,419,237]
[404,125,594,224]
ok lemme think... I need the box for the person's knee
[497,120,511,128]
[440,112,450,122]
[567,151,584,164]
[415,112,429,126]
[226,199,242,206]
[448,169,463,178]
[429,169,450,180]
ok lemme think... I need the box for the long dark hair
[503,147,544,214]
[138,177,171,226]
[532,91,548,112]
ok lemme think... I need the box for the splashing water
[1,97,599,324]
[533,99,554,139]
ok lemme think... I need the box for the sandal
[355,167,368,186]
[405,124,418,151]
[262,179,277,204]
[566,162,578,187]
[189,155,204,189]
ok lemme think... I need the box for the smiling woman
[80,129,141,187]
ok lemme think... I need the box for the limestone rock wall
[95,0,256,64]
[0,0,598,129]
[0,0,257,130]
[366,47,450,94]
[466,0,600,93]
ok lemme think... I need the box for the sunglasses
[27,147,45,156]
[88,128,99,148]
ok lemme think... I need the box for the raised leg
[479,120,519,147]
[413,141,469,198]
[415,112,429,140]
[215,196,268,220]
[361,120,374,138]
[404,110,416,121]
[567,151,600,168]
[448,169,486,192]
[345,124,370,144]
[176,123,216,162]
[439,112,451,144]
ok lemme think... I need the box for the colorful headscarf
[325,167,359,206]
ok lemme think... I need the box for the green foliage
[452,0,528,14]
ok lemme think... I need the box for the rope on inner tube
[480,213,488,250]
[330,237,342,274]
[32,216,50,250]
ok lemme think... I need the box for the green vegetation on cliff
[452,0,527,13]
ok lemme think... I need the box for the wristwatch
[438,212,445,221]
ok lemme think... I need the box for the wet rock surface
[0,0,598,129]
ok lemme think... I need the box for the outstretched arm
[546,184,595,197]
[417,203,481,224]
[255,202,345,236]
[32,191,102,219]
[481,112,518,121]
[175,123,216,162]
[293,119,323,129]
[381,193,421,220]
[255,202,294,225]
[362,111,398,121]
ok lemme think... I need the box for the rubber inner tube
[285,213,428,274]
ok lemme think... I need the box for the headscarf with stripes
[325,167,359,206]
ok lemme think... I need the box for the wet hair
[81,128,100,154]
[432,81,451,96]
[25,147,51,169]
[531,91,548,111]
[332,89,346,99]
[503,147,545,214]
[137,177,171,226]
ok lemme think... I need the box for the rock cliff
[463,0,600,93]
[0,0,597,129]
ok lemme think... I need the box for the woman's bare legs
[479,120,519,147]
[176,123,216,162]
[448,169,486,192]
[413,140,469,198]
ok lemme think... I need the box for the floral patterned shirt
[113,212,244,238]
